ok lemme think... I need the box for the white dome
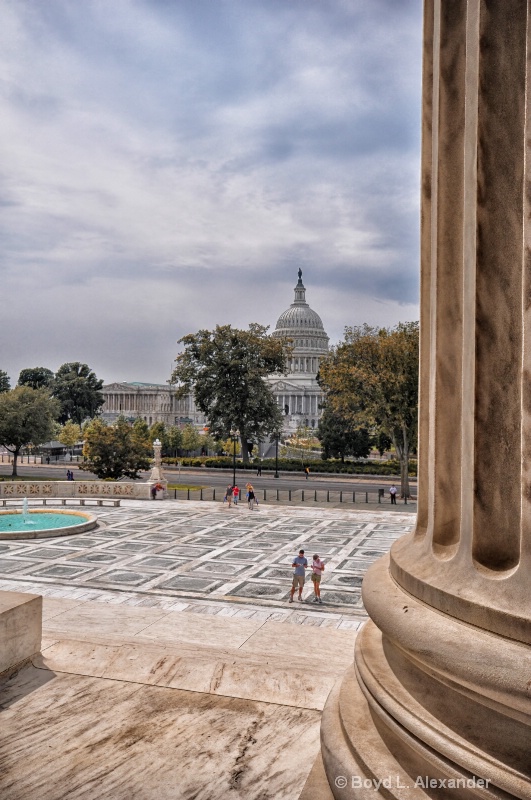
[272,270,329,353]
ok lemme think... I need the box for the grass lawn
[166,484,208,491]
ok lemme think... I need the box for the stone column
[304,2,531,798]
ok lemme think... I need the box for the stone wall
[0,481,153,500]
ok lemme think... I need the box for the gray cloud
[0,0,422,386]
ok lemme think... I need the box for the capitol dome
[272,269,329,355]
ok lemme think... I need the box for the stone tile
[240,620,357,670]
[42,602,170,638]
[137,609,264,648]
[41,597,86,620]
[33,640,121,677]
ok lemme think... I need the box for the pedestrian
[257,460,262,476]
[233,484,240,505]
[304,466,310,480]
[390,484,397,505]
[151,485,157,500]
[289,549,308,603]
[225,485,233,508]
[46,456,50,465]
[247,484,256,510]
[310,554,325,604]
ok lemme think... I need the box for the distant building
[267,269,329,432]
[101,381,206,428]
[101,270,329,435]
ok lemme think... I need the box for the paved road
[0,461,416,496]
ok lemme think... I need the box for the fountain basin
[0,509,97,540]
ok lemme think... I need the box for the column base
[312,558,531,799]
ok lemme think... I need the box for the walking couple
[289,550,324,604]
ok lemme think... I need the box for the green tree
[200,432,216,454]
[0,371,10,393]
[0,386,60,477]
[18,367,54,390]
[148,421,169,452]
[374,430,393,457]
[132,418,149,438]
[319,322,419,497]
[181,424,202,455]
[57,421,82,459]
[167,425,183,457]
[82,417,151,480]
[53,362,104,425]
[317,405,372,462]
[172,324,287,462]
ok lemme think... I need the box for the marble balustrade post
[306,3,531,799]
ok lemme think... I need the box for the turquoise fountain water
[0,498,97,538]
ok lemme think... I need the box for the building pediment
[269,379,301,392]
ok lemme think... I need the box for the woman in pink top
[311,554,325,604]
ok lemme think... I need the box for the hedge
[161,456,417,477]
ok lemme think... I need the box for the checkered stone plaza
[0,500,413,629]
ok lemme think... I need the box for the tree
[0,387,60,477]
[374,430,393,458]
[319,322,419,497]
[181,424,202,455]
[57,421,82,459]
[18,367,54,391]
[171,324,287,462]
[167,425,183,457]
[289,423,316,465]
[82,417,151,480]
[317,405,372,462]
[0,371,10,393]
[220,436,241,457]
[53,362,104,425]
[200,432,216,454]
[148,421,169,451]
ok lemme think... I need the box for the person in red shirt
[233,485,240,506]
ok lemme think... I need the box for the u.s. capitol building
[101,270,329,434]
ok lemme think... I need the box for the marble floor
[0,500,414,799]
[0,500,413,628]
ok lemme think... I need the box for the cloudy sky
[1,0,423,386]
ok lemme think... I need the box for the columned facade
[307,2,531,797]
[101,382,206,427]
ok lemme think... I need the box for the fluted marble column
[304,2,531,798]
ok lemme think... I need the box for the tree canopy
[18,367,55,390]
[82,417,151,480]
[0,386,60,476]
[319,322,419,496]
[317,405,372,462]
[0,371,10,393]
[57,421,82,453]
[171,324,287,461]
[53,362,104,425]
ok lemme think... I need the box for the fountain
[0,498,97,540]
[22,497,34,525]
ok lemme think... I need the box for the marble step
[34,635,343,711]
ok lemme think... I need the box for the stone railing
[0,481,157,500]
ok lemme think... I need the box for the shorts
[292,575,305,588]
[311,574,321,584]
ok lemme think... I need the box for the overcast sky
[1,0,422,386]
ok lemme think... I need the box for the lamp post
[230,429,239,487]
[274,436,279,478]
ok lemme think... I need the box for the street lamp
[274,436,279,478]
[230,428,240,486]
